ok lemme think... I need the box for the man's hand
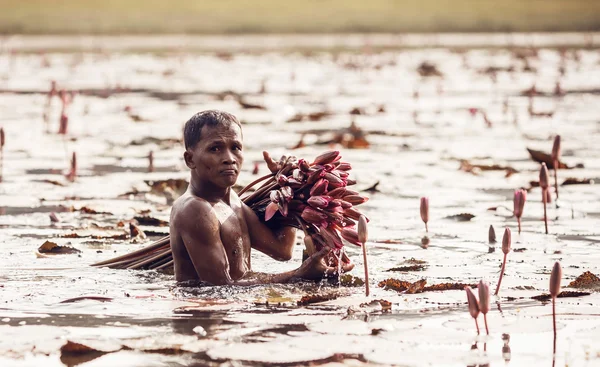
[295,248,355,280]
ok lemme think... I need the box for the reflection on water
[1,34,600,366]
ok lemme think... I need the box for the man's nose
[222,150,237,165]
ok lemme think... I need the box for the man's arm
[242,203,296,261]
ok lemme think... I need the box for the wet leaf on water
[42,179,65,186]
[422,282,477,292]
[79,206,112,215]
[385,264,427,272]
[443,213,475,221]
[145,179,188,197]
[562,177,594,185]
[297,292,339,306]
[378,278,413,293]
[359,299,392,312]
[526,148,572,169]
[417,61,443,77]
[459,160,518,177]
[404,258,427,265]
[59,296,113,303]
[61,232,128,240]
[568,271,600,289]
[374,239,402,244]
[38,241,81,254]
[134,216,169,227]
[406,279,427,294]
[531,291,591,301]
[513,248,527,252]
[339,274,364,287]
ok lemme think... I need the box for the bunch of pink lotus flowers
[242,150,369,255]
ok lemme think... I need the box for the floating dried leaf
[297,293,339,306]
[59,296,113,304]
[339,274,365,287]
[385,265,427,272]
[444,213,475,221]
[80,206,112,215]
[526,148,572,169]
[568,271,600,289]
[38,240,81,254]
[60,340,107,355]
[423,283,478,292]
[531,291,591,301]
[562,178,594,185]
[407,279,427,294]
[134,216,169,227]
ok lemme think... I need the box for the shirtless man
[170,110,354,285]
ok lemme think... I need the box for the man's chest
[213,202,251,273]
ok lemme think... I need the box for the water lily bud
[336,170,349,179]
[551,135,561,164]
[478,280,490,315]
[280,186,294,201]
[323,172,344,187]
[328,187,347,198]
[539,163,549,189]
[513,189,526,218]
[340,227,361,246]
[346,179,357,186]
[343,207,362,221]
[337,162,352,171]
[323,164,336,172]
[465,287,480,319]
[292,168,305,182]
[549,261,562,298]
[307,195,332,209]
[344,195,369,205]
[342,189,360,197]
[489,225,496,244]
[306,167,324,185]
[502,227,511,254]
[298,159,310,172]
[337,200,353,209]
[313,151,340,166]
[358,215,368,243]
[277,175,289,186]
[301,206,328,224]
[420,197,429,224]
[270,190,281,204]
[310,178,329,196]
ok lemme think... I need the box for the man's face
[185,123,244,189]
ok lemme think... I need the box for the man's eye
[210,146,219,152]
[233,146,242,151]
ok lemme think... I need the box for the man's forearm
[231,269,299,286]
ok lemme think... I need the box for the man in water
[170,110,354,285]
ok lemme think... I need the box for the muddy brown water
[1,34,600,366]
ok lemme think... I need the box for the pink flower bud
[336,170,349,179]
[358,215,368,243]
[343,207,362,221]
[502,227,511,254]
[301,207,328,224]
[310,178,329,196]
[478,280,490,315]
[539,163,549,189]
[340,227,361,246]
[270,190,282,204]
[280,186,294,201]
[465,287,480,319]
[328,187,347,198]
[513,189,526,218]
[306,167,324,185]
[551,135,561,164]
[549,261,562,298]
[337,162,352,171]
[298,159,310,172]
[277,175,289,186]
[323,172,344,187]
[342,189,359,197]
[489,225,496,244]
[346,179,357,186]
[307,195,332,209]
[313,151,340,166]
[337,200,353,209]
[420,197,429,224]
[344,195,368,205]
[292,168,305,182]
[264,202,279,221]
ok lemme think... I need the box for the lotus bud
[539,163,549,189]
[292,168,305,182]
[344,195,368,205]
[298,159,310,172]
[342,189,360,197]
[337,162,352,171]
[465,287,480,319]
[358,215,368,243]
[328,187,347,198]
[489,225,496,244]
[549,261,562,298]
[310,178,329,196]
[420,197,429,232]
[340,227,361,246]
[323,164,335,172]
[280,186,294,201]
[313,150,340,166]
[323,172,344,187]
[478,280,490,314]
[551,135,561,165]
[336,170,349,179]
[325,202,344,213]
[307,195,332,209]
[306,167,324,185]
[346,179,357,186]
[326,199,341,208]
[277,175,289,186]
[513,189,526,218]
[269,190,281,204]
[301,207,328,224]
[502,227,511,254]
[343,207,362,221]
[337,200,353,209]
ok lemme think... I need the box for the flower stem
[361,240,370,297]
[484,313,490,335]
[553,160,559,200]
[475,318,480,335]
[425,222,428,233]
[237,172,274,196]
[494,253,507,296]
[553,297,557,355]
[517,217,521,234]
[543,189,549,234]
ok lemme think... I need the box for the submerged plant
[540,163,550,234]
[420,197,429,232]
[148,151,154,173]
[494,228,511,296]
[479,280,491,335]
[551,135,561,200]
[513,189,526,234]
[465,286,480,335]
[358,215,369,297]
[550,261,562,354]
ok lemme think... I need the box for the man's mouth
[221,169,237,175]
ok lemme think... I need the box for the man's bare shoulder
[171,193,218,231]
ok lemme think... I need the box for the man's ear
[183,150,195,169]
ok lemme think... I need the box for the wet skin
[170,123,353,285]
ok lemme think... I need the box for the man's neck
[189,177,232,204]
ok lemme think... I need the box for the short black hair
[183,110,242,149]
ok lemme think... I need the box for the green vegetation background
[0,0,599,34]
